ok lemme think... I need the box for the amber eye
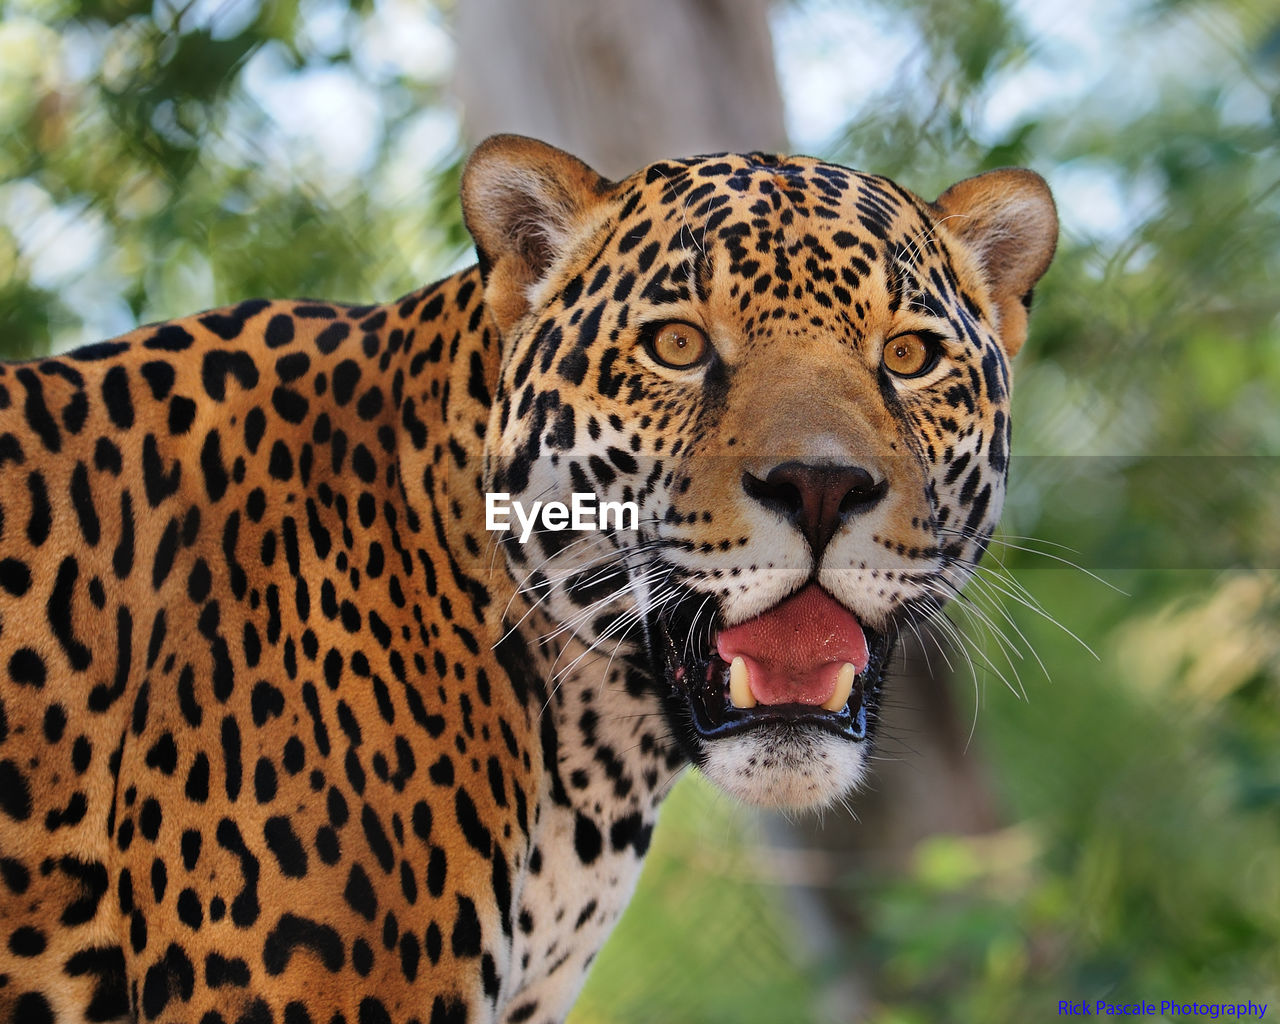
[648,322,710,369]
[882,333,934,377]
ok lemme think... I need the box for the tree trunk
[454,0,786,177]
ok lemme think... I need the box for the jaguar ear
[461,134,614,334]
[933,169,1058,357]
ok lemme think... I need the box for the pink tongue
[715,585,869,706]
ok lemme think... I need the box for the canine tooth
[822,663,857,712]
[728,656,756,709]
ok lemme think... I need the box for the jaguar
[0,134,1056,1023]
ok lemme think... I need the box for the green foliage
[0,0,465,354]
[851,572,1280,1021]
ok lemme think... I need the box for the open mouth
[651,583,893,745]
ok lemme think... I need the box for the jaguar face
[464,136,1057,810]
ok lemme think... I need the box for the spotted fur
[0,136,1055,1023]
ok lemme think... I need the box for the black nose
[743,461,887,557]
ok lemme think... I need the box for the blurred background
[1,0,1278,1020]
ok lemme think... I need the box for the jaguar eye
[648,322,710,369]
[882,333,935,377]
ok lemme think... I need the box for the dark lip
[648,584,894,749]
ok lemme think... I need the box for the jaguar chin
[649,582,893,809]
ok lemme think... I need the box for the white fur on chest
[496,651,679,1023]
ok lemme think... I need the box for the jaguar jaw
[650,583,894,757]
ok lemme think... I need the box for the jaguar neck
[390,266,683,805]
[387,267,511,624]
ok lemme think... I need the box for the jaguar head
[463,135,1057,810]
